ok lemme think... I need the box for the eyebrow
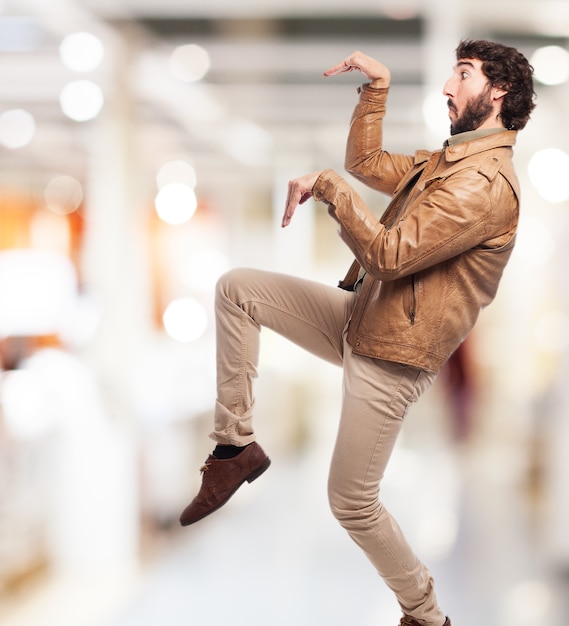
[456,60,476,70]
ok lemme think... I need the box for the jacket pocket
[403,274,417,325]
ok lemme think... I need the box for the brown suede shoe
[179,442,271,526]
[399,617,451,626]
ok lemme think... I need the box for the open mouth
[447,101,458,120]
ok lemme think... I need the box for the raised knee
[215,267,252,305]
[216,268,242,296]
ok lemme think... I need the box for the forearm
[345,85,412,195]
[345,84,388,168]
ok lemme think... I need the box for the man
[179,40,536,626]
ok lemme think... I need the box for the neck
[477,110,505,131]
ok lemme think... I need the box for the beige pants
[211,268,445,626]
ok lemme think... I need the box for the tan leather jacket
[312,84,520,373]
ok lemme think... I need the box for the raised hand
[323,50,391,88]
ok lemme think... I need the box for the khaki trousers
[211,268,445,626]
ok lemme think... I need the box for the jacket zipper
[410,274,416,325]
[385,172,423,325]
[385,171,422,231]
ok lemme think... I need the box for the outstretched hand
[323,50,391,88]
[282,171,322,228]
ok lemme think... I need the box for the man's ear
[492,85,508,101]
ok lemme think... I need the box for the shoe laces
[200,461,211,474]
[399,617,421,626]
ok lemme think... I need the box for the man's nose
[442,77,455,97]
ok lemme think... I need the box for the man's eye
[461,71,469,79]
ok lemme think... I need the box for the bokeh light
[44,175,83,215]
[530,45,569,85]
[156,159,197,190]
[527,148,569,203]
[59,32,104,73]
[169,44,210,82]
[154,182,197,225]
[59,80,104,122]
[162,297,208,342]
[0,108,36,148]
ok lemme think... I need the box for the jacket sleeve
[313,167,517,282]
[345,84,415,196]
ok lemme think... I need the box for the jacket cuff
[357,83,389,104]
[312,169,343,205]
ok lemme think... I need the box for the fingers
[324,51,363,77]
[282,187,310,228]
[282,179,302,227]
[323,60,353,77]
[324,51,366,77]
[324,51,390,85]
[282,184,297,227]
[281,173,320,228]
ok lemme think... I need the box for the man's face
[443,58,495,135]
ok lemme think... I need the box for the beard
[449,86,494,135]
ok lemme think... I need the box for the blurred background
[1,0,569,625]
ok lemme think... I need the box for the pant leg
[328,340,445,626]
[212,267,356,445]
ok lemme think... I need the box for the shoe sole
[180,456,271,526]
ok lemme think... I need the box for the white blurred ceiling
[0,0,567,201]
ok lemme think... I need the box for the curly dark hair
[456,39,536,130]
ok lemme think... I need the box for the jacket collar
[446,127,504,146]
[443,130,517,162]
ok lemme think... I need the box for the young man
[179,40,536,626]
